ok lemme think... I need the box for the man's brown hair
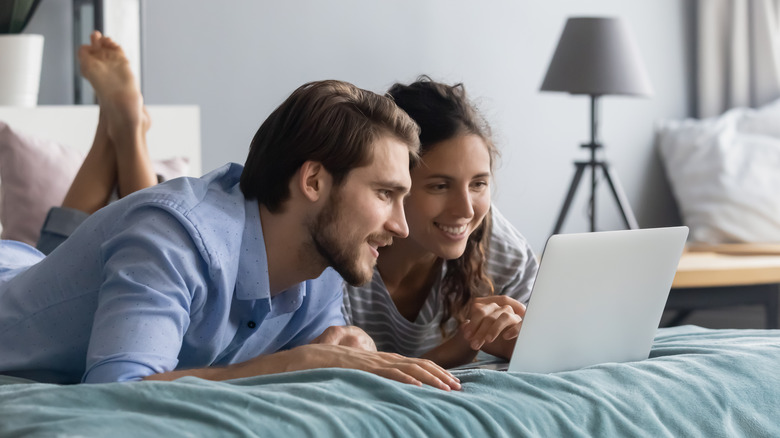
[241,80,420,212]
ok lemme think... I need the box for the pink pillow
[0,121,189,246]
[0,122,83,246]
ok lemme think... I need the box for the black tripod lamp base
[552,159,638,235]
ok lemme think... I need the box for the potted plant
[0,0,44,106]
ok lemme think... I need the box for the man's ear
[298,161,331,202]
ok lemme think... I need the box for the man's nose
[386,200,409,238]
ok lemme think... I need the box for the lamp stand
[551,95,639,234]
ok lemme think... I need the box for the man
[0,33,460,391]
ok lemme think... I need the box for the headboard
[0,105,201,176]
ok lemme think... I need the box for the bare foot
[78,31,150,139]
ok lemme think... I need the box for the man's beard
[309,189,374,286]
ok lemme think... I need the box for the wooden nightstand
[665,244,780,328]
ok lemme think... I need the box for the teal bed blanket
[1,326,778,437]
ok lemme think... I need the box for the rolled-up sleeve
[83,205,207,383]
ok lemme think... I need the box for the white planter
[0,34,44,107]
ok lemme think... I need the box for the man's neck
[259,204,326,295]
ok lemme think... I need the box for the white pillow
[656,100,780,243]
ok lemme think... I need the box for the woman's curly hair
[387,76,499,335]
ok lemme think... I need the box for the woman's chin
[433,244,469,261]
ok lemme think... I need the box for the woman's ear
[297,161,331,202]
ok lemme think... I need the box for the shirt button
[247,321,256,329]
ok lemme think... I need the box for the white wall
[27,0,694,254]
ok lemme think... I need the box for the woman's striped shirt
[342,207,539,357]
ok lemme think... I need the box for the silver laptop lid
[507,226,688,373]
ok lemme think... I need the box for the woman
[342,77,539,368]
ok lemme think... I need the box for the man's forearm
[144,326,377,382]
[143,343,462,391]
[143,348,298,382]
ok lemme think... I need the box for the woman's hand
[460,295,526,357]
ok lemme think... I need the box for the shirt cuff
[36,207,89,255]
[83,356,177,383]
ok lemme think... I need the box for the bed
[1,107,779,436]
[0,326,777,436]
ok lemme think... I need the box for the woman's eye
[429,183,447,191]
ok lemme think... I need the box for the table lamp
[541,17,653,234]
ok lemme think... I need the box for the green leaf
[1,0,42,34]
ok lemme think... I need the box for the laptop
[452,226,688,373]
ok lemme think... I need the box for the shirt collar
[234,198,305,315]
[235,198,271,302]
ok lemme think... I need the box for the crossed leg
[62,31,157,214]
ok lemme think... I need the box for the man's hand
[310,325,377,351]
[146,340,461,391]
[460,295,525,354]
[283,344,461,391]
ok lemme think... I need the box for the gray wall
[27,0,694,255]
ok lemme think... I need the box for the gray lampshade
[540,17,653,97]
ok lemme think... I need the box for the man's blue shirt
[0,163,345,383]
